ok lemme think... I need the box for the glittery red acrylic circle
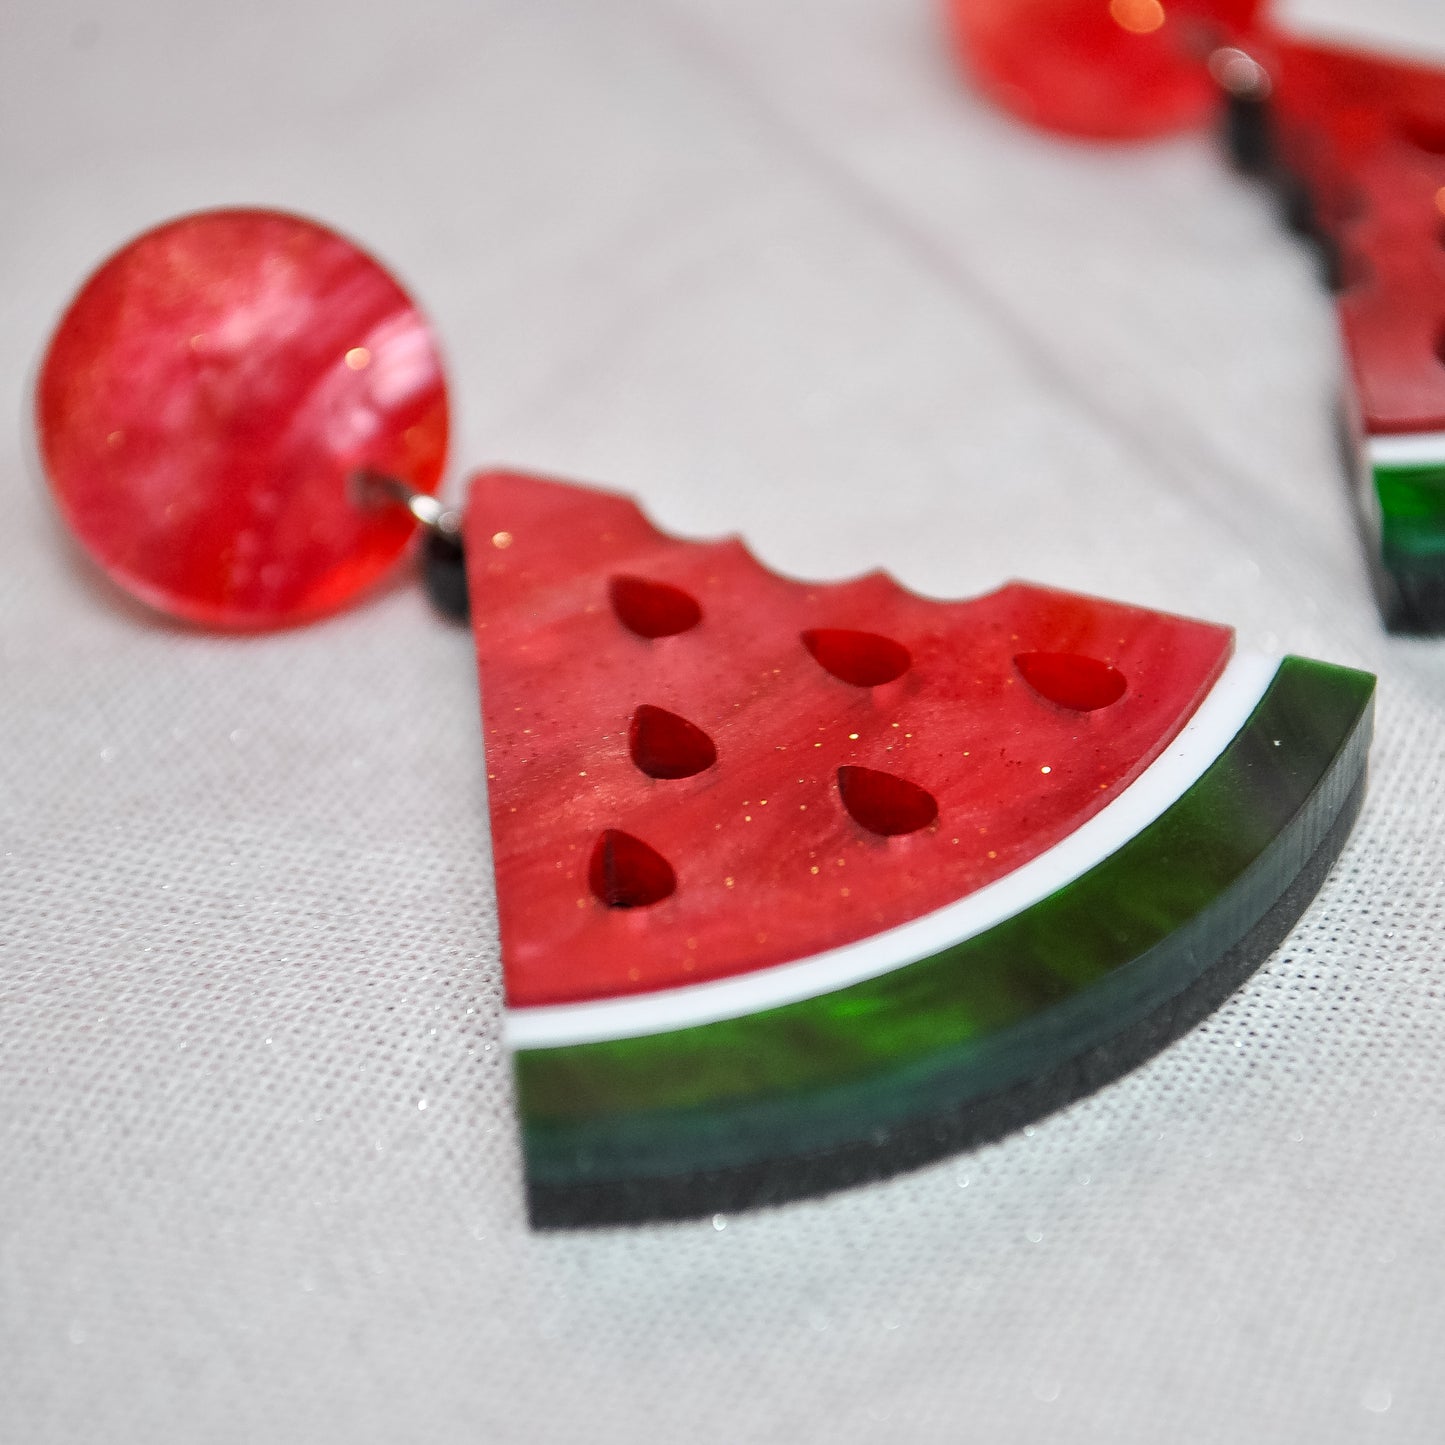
[36,209,448,629]
[945,0,1267,140]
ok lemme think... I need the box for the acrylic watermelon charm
[33,207,1378,1228]
[470,472,1374,1227]
[948,3,1445,633]
[1218,34,1445,633]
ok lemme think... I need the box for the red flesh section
[1263,35,1445,434]
[468,472,1232,1008]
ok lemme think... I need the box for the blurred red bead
[36,209,448,630]
[946,0,1268,140]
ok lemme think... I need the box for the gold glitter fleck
[1109,0,1165,36]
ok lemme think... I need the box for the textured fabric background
[4,1,1444,1440]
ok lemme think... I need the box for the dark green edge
[518,656,1375,1228]
[1366,462,1445,634]
[1330,388,1445,634]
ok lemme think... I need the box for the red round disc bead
[37,209,449,629]
[946,0,1268,140]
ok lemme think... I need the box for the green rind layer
[517,655,1374,1204]
[1369,463,1445,631]
[1374,464,1445,563]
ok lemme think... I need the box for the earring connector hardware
[352,468,463,540]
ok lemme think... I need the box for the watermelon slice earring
[36,207,1375,1228]
[947,0,1445,634]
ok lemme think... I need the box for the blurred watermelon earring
[947,0,1445,633]
[35,207,1376,1227]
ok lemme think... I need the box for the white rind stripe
[1366,430,1445,469]
[505,652,1282,1051]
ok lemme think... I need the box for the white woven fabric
[3,1,1443,1439]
